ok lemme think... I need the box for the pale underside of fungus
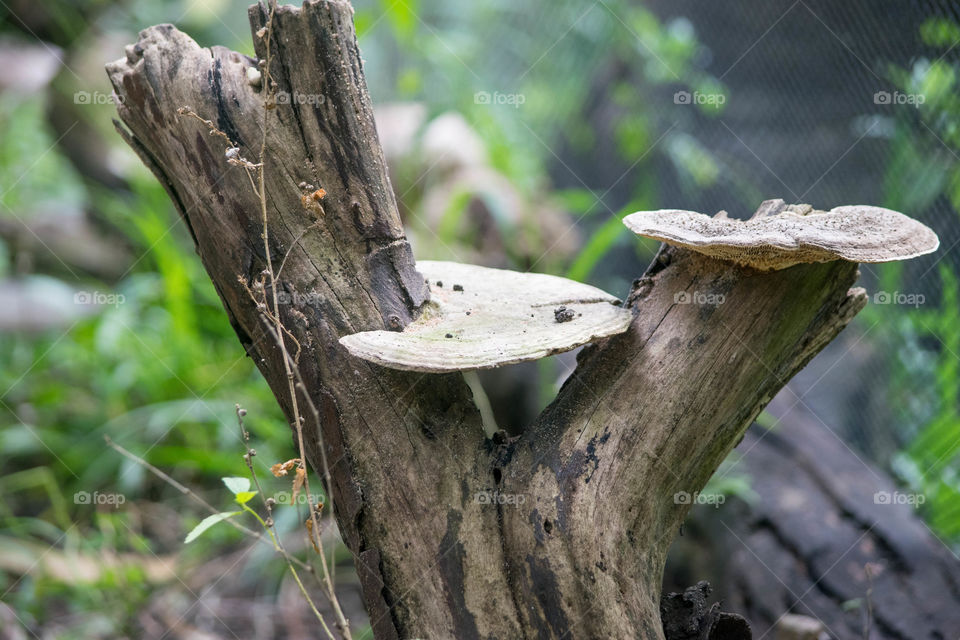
[623,200,940,271]
[339,261,632,372]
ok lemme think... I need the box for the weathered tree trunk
[107,2,865,637]
[672,397,960,639]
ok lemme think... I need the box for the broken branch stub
[339,260,632,372]
[623,202,939,270]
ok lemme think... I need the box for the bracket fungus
[623,199,939,271]
[339,260,632,372]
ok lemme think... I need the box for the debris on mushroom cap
[339,261,632,372]
[622,201,939,271]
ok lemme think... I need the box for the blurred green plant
[895,267,960,538]
[353,0,727,284]
[863,265,960,540]
[0,95,86,212]
[0,79,298,635]
[869,16,960,542]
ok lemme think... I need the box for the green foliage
[222,476,251,495]
[381,0,420,41]
[565,195,657,282]
[875,18,960,542]
[352,0,726,278]
[0,95,86,211]
[882,268,960,539]
[920,17,960,48]
[0,78,294,631]
[703,458,758,506]
[184,509,240,544]
[884,21,960,215]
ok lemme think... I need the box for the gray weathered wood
[107,2,869,637]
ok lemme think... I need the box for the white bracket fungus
[623,199,939,271]
[339,260,632,372]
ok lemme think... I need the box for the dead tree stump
[107,2,868,637]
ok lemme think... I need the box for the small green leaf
[222,476,251,495]
[234,491,258,505]
[184,511,240,543]
[841,598,864,612]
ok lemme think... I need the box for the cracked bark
[107,2,866,637]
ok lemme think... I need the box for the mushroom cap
[623,203,939,270]
[339,260,632,372]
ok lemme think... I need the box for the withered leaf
[271,458,300,477]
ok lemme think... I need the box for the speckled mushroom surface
[623,202,939,270]
[339,260,632,372]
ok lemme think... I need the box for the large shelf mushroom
[341,201,938,372]
[623,200,939,271]
[339,261,632,372]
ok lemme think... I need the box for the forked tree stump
[107,2,868,637]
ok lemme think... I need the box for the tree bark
[107,2,866,637]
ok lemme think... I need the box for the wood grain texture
[107,3,868,637]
